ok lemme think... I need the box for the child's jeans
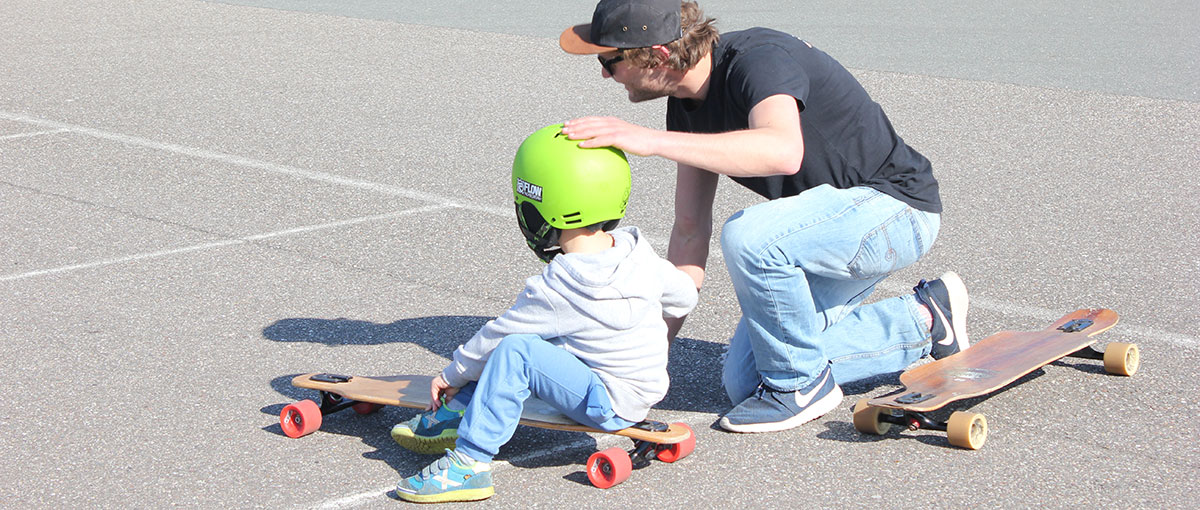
[449,334,635,463]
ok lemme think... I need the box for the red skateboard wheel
[280,399,322,438]
[656,423,695,463]
[352,402,384,415]
[586,447,632,488]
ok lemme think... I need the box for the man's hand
[427,374,460,411]
[562,116,659,157]
[565,95,804,178]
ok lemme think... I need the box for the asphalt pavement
[1,1,1197,508]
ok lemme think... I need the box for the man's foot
[395,449,494,503]
[390,403,464,455]
[914,271,970,359]
[718,365,843,433]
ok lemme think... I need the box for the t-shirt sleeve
[727,43,811,113]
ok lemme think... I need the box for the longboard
[279,373,694,488]
[852,308,1139,449]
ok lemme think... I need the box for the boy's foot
[395,449,494,503]
[390,404,464,455]
[718,365,843,433]
[913,271,970,359]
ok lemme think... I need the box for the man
[558,0,970,433]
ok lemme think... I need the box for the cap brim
[559,24,617,55]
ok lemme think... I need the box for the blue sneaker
[913,271,970,359]
[718,365,843,433]
[390,403,464,455]
[395,449,494,503]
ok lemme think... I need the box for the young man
[391,124,698,503]
[558,0,970,433]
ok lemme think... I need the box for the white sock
[916,300,934,332]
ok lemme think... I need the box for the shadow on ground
[261,315,732,415]
[259,315,989,481]
[262,314,491,356]
[817,367,1061,448]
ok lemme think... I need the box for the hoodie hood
[442,224,698,422]
[541,226,651,331]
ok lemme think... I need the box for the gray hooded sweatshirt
[440,226,698,422]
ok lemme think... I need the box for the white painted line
[4,112,1191,343]
[301,284,1197,510]
[877,279,1199,348]
[0,128,68,141]
[307,410,713,509]
[309,485,393,510]
[0,205,451,282]
[0,110,512,218]
[305,429,640,509]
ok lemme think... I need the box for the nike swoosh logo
[792,370,829,407]
[934,305,955,345]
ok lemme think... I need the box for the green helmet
[512,124,631,262]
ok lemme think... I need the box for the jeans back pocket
[848,208,936,280]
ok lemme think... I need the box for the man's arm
[664,162,719,341]
[562,94,805,178]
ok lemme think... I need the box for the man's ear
[652,44,671,61]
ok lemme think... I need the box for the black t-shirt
[666,28,942,213]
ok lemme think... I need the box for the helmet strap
[517,202,563,262]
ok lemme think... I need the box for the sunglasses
[598,54,624,74]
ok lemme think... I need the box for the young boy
[391,124,699,503]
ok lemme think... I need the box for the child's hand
[427,374,459,411]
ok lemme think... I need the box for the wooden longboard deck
[291,373,691,444]
[868,308,1118,413]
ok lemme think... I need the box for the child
[391,124,698,503]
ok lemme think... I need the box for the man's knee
[719,213,763,268]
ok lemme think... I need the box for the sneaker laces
[752,374,824,402]
[912,278,929,296]
[751,383,781,400]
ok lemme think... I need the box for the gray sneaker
[718,365,843,433]
[913,271,970,359]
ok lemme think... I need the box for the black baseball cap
[560,0,683,54]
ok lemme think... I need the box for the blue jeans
[720,185,940,403]
[450,334,635,463]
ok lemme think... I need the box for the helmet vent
[562,211,583,225]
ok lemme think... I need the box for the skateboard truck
[302,374,364,414]
[879,409,948,432]
[316,390,361,414]
[622,421,673,468]
[853,308,1138,450]
[282,372,697,489]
